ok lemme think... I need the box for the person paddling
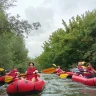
[25,62,40,82]
[77,62,85,76]
[7,67,20,79]
[85,63,96,78]
[56,66,65,76]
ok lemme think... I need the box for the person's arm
[14,70,20,74]
[86,68,90,73]
[33,70,38,74]
[33,70,40,77]
[37,73,40,77]
[15,71,19,74]
[7,70,12,75]
[25,71,27,75]
[92,68,96,73]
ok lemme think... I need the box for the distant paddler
[56,66,65,76]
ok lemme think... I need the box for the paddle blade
[20,73,25,76]
[82,66,86,68]
[53,64,57,67]
[42,68,56,74]
[60,74,68,79]
[81,61,85,65]
[0,68,4,71]
[20,73,25,78]
[4,76,13,83]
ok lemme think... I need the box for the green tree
[36,10,96,70]
[0,0,41,71]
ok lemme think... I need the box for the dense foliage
[1,0,96,71]
[0,0,40,72]
[36,10,96,70]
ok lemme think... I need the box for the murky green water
[0,74,96,96]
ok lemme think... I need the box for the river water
[0,74,96,96]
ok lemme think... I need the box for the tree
[0,0,41,36]
[0,0,41,71]
[36,10,96,70]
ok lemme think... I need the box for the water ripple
[0,74,96,96]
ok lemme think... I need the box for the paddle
[41,68,56,74]
[0,68,4,71]
[82,65,86,69]
[4,76,13,83]
[53,64,69,78]
[53,64,57,67]
[20,73,25,76]
[60,73,68,78]
[4,73,25,83]
[81,61,85,65]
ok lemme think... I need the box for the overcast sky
[8,0,96,58]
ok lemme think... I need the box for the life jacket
[56,68,63,73]
[26,67,37,80]
[8,69,18,78]
[77,66,84,72]
[86,67,94,73]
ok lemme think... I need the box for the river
[0,74,96,96]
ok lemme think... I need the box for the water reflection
[0,74,96,96]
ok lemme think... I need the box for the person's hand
[90,71,94,74]
[33,71,35,74]
[35,70,38,73]
[93,70,96,73]
[16,76,18,78]
[33,70,38,74]
[6,72,9,75]
[15,72,18,74]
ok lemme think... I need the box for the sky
[8,0,96,58]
